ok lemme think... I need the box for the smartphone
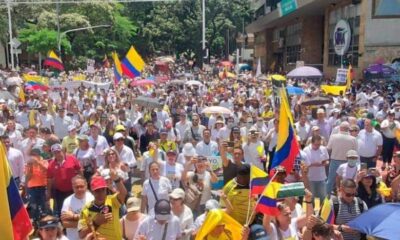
[228,141,234,147]
[360,163,368,171]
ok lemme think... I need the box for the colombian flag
[255,181,282,216]
[18,87,25,102]
[43,50,64,71]
[25,81,49,91]
[0,143,33,239]
[102,54,110,68]
[112,52,123,85]
[121,46,145,78]
[250,165,269,195]
[320,197,335,224]
[270,88,300,174]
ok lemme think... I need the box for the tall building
[246,0,400,78]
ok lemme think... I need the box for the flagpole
[245,170,279,226]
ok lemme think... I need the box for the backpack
[331,195,365,221]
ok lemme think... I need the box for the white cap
[67,125,77,132]
[169,188,185,199]
[113,132,125,140]
[182,143,196,156]
[317,108,325,114]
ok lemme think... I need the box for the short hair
[312,222,333,238]
[341,179,357,189]
[311,135,322,143]
[148,161,160,171]
[71,175,87,184]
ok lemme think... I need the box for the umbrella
[167,79,185,85]
[155,75,170,83]
[130,80,155,87]
[202,106,232,115]
[286,86,305,95]
[186,80,203,86]
[364,64,397,75]
[287,66,323,78]
[219,61,233,67]
[133,96,163,108]
[301,96,331,106]
[348,203,400,240]
[239,63,252,71]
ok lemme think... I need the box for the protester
[33,215,69,240]
[120,197,147,240]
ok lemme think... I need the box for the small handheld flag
[255,181,282,216]
[320,197,335,224]
[250,165,269,195]
[121,46,145,78]
[112,52,123,85]
[43,50,64,71]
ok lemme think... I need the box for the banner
[50,80,112,91]
[207,156,224,189]
[335,68,348,83]
[321,85,346,96]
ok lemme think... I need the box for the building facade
[246,0,400,78]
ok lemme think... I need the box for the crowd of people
[2,63,399,240]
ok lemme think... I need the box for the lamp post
[57,24,111,53]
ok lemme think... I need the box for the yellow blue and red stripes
[43,50,64,71]
[255,181,282,216]
[0,143,32,240]
[112,52,123,84]
[121,46,145,78]
[250,165,269,195]
[320,197,335,224]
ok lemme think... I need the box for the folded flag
[320,197,335,224]
[250,165,269,195]
[121,46,145,78]
[43,50,64,71]
[270,88,300,174]
[0,142,33,240]
[112,52,123,84]
[255,181,282,216]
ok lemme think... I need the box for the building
[246,0,400,78]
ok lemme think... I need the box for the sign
[333,20,351,56]
[10,38,21,49]
[87,59,95,74]
[335,68,348,83]
[207,156,224,190]
[278,0,298,17]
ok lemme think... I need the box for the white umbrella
[287,66,323,78]
[185,80,203,86]
[202,106,232,115]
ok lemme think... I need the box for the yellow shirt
[159,140,177,153]
[61,136,78,154]
[78,194,122,240]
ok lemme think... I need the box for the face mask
[227,123,234,129]
[348,160,357,168]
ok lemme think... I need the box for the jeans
[309,180,327,201]
[326,159,345,195]
[27,186,47,221]
[53,189,73,217]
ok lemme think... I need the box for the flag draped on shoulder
[320,197,335,224]
[255,181,282,216]
[43,50,64,71]
[0,143,32,240]
[270,88,300,173]
[250,165,269,195]
[112,52,123,84]
[121,46,145,78]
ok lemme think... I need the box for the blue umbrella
[286,86,305,95]
[347,203,400,240]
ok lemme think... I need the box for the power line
[0,0,182,5]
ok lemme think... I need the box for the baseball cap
[182,143,196,157]
[77,135,89,141]
[232,126,240,132]
[346,150,359,158]
[30,147,42,156]
[113,132,125,141]
[167,149,177,155]
[126,197,141,212]
[205,199,220,211]
[115,125,126,132]
[317,108,325,114]
[169,188,185,199]
[38,217,60,229]
[250,224,270,240]
[90,122,101,129]
[160,128,168,134]
[90,176,107,191]
[51,143,62,152]
[154,199,171,221]
[68,125,77,132]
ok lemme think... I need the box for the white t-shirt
[303,145,329,181]
[73,148,96,167]
[140,150,167,179]
[195,140,219,157]
[142,177,172,213]
[112,145,137,168]
[161,162,184,189]
[88,135,109,167]
[175,205,194,240]
[120,214,147,240]
[357,129,383,157]
[39,113,55,129]
[269,219,299,240]
[243,141,266,170]
[336,163,358,180]
[136,215,181,240]
[61,192,94,240]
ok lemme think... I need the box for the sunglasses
[344,192,356,197]
[115,138,124,142]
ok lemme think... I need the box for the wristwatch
[338,225,343,232]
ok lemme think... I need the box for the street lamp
[57,24,111,53]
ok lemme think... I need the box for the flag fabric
[25,81,49,91]
[270,88,300,173]
[121,46,145,78]
[250,165,269,195]
[346,64,353,91]
[18,86,25,102]
[320,197,335,224]
[22,74,49,86]
[43,50,64,71]
[256,57,262,77]
[102,54,110,68]
[195,209,243,240]
[320,85,347,96]
[255,181,282,216]
[112,52,123,84]
[0,142,33,240]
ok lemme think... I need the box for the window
[286,45,301,63]
[328,5,360,67]
[372,0,400,18]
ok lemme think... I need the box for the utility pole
[7,0,14,70]
[56,1,61,53]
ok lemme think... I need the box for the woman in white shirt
[141,161,172,214]
[161,150,184,189]
[73,135,96,183]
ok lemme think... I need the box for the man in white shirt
[61,175,94,240]
[357,119,383,168]
[88,123,109,167]
[136,199,181,240]
[2,135,25,187]
[380,110,399,166]
[295,115,310,148]
[112,132,136,191]
[195,129,218,157]
[303,135,329,200]
[38,105,55,133]
[54,107,74,139]
[17,126,45,162]
[243,128,266,170]
[15,103,30,129]
[217,116,234,142]
[175,112,192,142]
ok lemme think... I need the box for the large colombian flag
[320,197,335,224]
[43,50,64,71]
[112,52,123,85]
[250,165,269,195]
[121,46,145,78]
[0,142,32,239]
[270,88,300,174]
[255,181,282,216]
